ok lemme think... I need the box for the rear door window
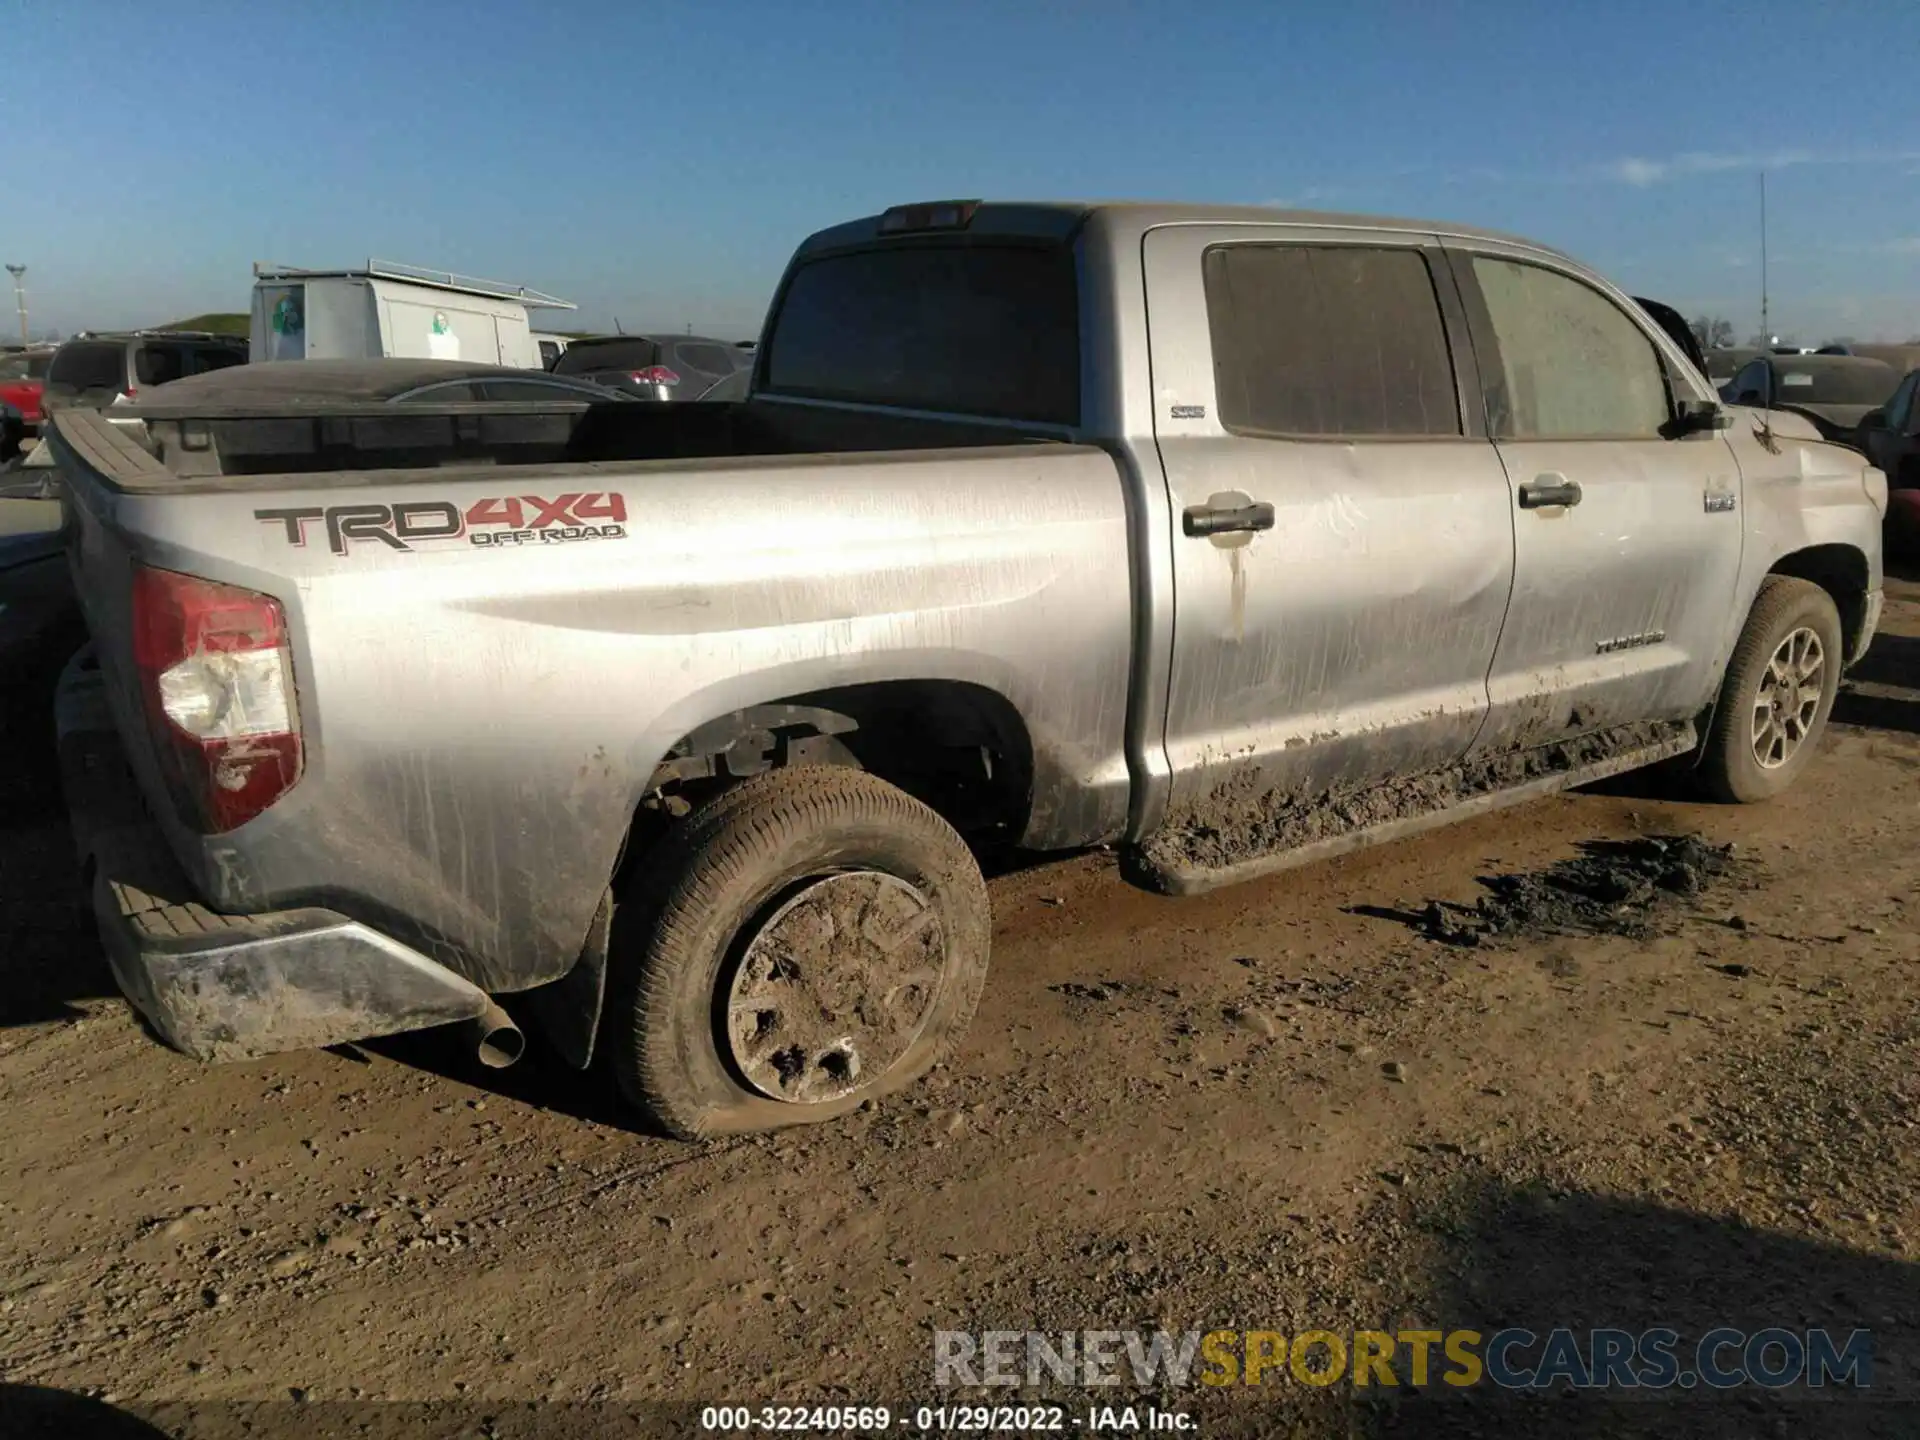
[392,380,484,403]
[675,342,744,378]
[476,378,619,402]
[1202,243,1462,437]
[702,368,751,402]
[187,346,247,377]
[763,243,1080,425]
[49,342,128,393]
[554,339,661,375]
[135,345,190,387]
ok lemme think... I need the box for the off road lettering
[470,523,626,547]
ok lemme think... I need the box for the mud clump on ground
[1397,835,1735,947]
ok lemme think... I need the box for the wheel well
[1767,544,1869,659]
[633,681,1035,854]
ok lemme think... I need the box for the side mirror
[1859,409,1887,432]
[1673,398,1733,434]
[1736,389,1764,407]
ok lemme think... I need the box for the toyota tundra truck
[48,200,1887,1139]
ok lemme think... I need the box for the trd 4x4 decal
[255,493,628,555]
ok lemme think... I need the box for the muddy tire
[607,766,991,1140]
[1697,577,1843,804]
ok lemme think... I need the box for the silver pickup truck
[49,200,1887,1139]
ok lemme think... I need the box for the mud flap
[521,888,614,1070]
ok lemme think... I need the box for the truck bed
[47,397,1138,1009]
[57,395,1066,491]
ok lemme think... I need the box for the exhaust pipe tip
[464,1001,525,1070]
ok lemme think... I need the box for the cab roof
[794,200,1573,263]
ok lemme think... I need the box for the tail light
[131,565,303,833]
[629,366,680,388]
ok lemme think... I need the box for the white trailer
[249,260,576,370]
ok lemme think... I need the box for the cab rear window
[763,244,1080,426]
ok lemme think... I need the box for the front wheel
[1697,576,1844,803]
[607,766,992,1140]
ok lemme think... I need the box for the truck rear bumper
[56,647,495,1062]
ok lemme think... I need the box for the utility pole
[1758,172,1770,346]
[4,264,25,345]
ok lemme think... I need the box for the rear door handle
[1517,476,1582,509]
[1183,501,1276,537]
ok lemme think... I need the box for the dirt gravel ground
[2,571,1917,1439]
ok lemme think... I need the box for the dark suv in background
[42,331,248,414]
[550,333,753,401]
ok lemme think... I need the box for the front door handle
[1183,501,1276,537]
[1517,476,1582,509]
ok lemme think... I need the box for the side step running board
[1126,729,1697,898]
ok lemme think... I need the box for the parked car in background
[1858,369,1920,484]
[1856,369,1920,556]
[551,333,754,401]
[532,332,571,369]
[1839,343,1920,375]
[128,356,638,409]
[1723,353,1903,444]
[42,332,248,416]
[0,347,55,429]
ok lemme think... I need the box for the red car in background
[0,348,54,428]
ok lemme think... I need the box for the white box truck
[249,260,576,369]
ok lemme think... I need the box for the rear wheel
[607,766,991,1139]
[1697,576,1843,803]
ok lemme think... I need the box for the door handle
[1517,476,1582,509]
[1183,501,1276,537]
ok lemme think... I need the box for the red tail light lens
[131,565,303,834]
[629,366,680,387]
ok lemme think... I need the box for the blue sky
[4,0,1917,341]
